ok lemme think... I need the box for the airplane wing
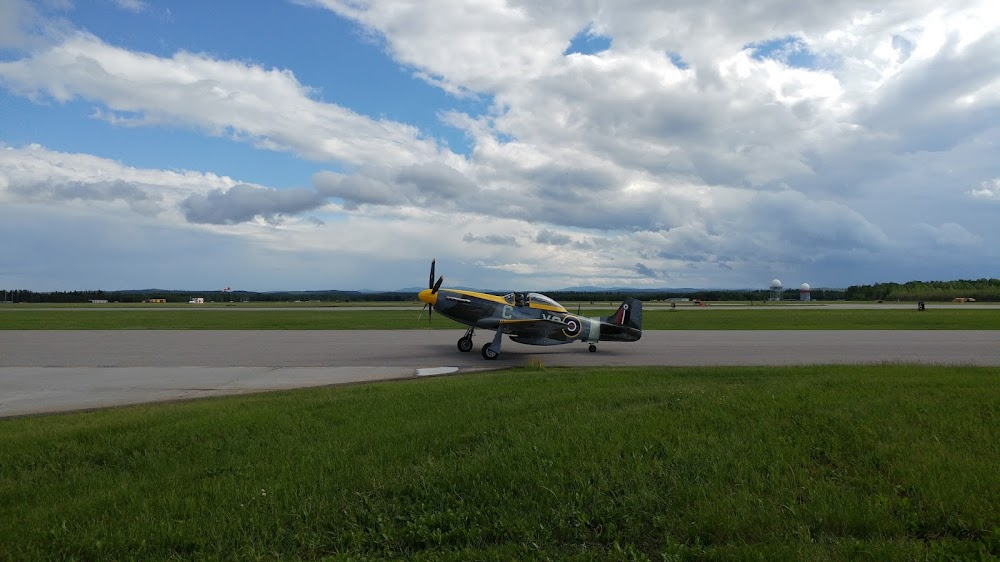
[497,318,565,338]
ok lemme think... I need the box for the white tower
[800,282,811,302]
[770,279,783,301]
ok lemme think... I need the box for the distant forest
[2,279,998,304]
[4,279,1000,303]
[843,278,1000,302]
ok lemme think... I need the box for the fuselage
[418,288,640,346]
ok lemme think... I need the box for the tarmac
[2,329,999,417]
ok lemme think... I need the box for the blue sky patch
[747,36,818,69]
[668,52,689,69]
[564,25,612,56]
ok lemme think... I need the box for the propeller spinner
[418,259,443,323]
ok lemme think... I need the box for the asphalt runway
[2,329,998,417]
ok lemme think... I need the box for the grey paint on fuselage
[427,289,641,346]
[417,260,641,358]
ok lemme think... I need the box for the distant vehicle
[953,297,977,303]
[417,260,642,359]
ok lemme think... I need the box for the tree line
[0,289,415,304]
[3,279,997,303]
[843,278,1000,302]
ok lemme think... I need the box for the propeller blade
[432,275,444,294]
[429,259,436,290]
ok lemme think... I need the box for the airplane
[417,259,642,359]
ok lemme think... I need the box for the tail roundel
[609,297,642,330]
[597,297,642,342]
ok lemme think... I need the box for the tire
[457,337,474,352]
[482,343,499,360]
[588,344,597,353]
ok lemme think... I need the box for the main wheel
[457,337,474,352]
[588,344,597,352]
[482,343,499,360]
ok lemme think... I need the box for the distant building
[148,299,167,303]
[89,299,109,304]
[189,297,205,304]
[800,283,811,302]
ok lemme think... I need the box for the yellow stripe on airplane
[446,289,508,304]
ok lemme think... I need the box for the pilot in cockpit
[504,293,528,306]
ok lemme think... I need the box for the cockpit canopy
[527,292,566,311]
[502,292,567,312]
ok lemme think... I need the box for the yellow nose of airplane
[418,288,437,306]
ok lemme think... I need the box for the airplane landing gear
[589,344,597,353]
[482,330,504,360]
[457,327,475,352]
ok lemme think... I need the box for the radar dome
[800,283,811,291]
[770,279,782,288]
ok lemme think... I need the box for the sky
[1,0,998,292]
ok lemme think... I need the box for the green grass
[2,366,999,560]
[651,308,1000,330]
[0,309,454,330]
[1,307,997,329]
[3,301,420,308]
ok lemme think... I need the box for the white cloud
[0,32,448,168]
[112,0,147,13]
[2,2,999,289]
[915,222,983,248]
[969,178,1000,201]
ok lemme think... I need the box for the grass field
[1,307,998,330]
[2,365,999,560]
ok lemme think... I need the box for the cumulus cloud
[312,161,478,209]
[0,144,324,225]
[462,233,518,247]
[634,262,658,278]
[0,32,446,168]
[2,1,999,289]
[969,178,1000,201]
[915,222,983,248]
[0,144,218,207]
[536,229,572,246]
[180,184,327,225]
[8,178,163,215]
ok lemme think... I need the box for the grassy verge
[1,307,997,329]
[0,308,450,330]
[651,308,1000,330]
[2,365,998,560]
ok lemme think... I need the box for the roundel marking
[562,315,582,338]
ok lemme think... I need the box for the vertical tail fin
[608,297,642,330]
[598,297,642,342]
